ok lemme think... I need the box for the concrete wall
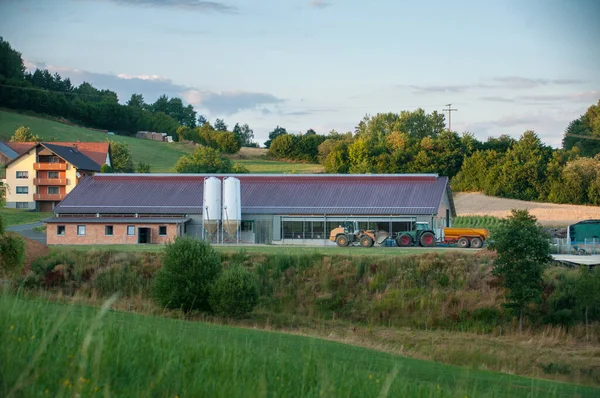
[46,223,178,245]
[3,150,36,208]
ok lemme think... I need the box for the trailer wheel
[360,236,374,247]
[457,237,470,248]
[336,235,349,247]
[470,237,483,249]
[397,234,412,247]
[419,232,436,247]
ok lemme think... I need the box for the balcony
[34,163,67,171]
[34,178,67,186]
[34,193,65,201]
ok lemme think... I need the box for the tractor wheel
[419,232,436,247]
[397,234,412,247]
[470,237,483,249]
[457,237,470,248]
[336,235,349,247]
[360,236,374,247]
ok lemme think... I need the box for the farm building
[44,173,455,246]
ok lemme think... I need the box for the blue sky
[1,0,599,146]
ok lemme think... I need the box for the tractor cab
[344,221,359,235]
[415,222,430,231]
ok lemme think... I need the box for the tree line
[0,38,257,147]
[265,104,600,205]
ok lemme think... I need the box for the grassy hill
[2,293,596,397]
[0,110,324,173]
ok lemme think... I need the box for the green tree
[268,134,297,159]
[137,161,151,173]
[109,141,135,173]
[100,164,113,173]
[348,137,373,173]
[231,163,250,173]
[0,37,25,79]
[152,237,221,312]
[563,100,600,157]
[233,123,255,147]
[324,141,350,173]
[264,126,287,148]
[215,132,241,154]
[489,210,552,331]
[174,147,234,173]
[209,265,259,317]
[10,126,39,142]
[575,266,600,341]
[214,118,228,132]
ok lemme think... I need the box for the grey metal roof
[42,143,101,171]
[44,217,191,224]
[0,142,19,159]
[54,174,454,216]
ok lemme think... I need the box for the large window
[105,225,114,236]
[57,225,65,236]
[159,226,167,236]
[77,225,86,236]
[282,217,418,240]
[48,186,59,195]
[16,186,28,194]
[16,171,28,179]
[127,225,135,236]
[48,171,59,179]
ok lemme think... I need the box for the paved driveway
[7,222,46,244]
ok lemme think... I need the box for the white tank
[203,177,222,235]
[222,177,241,237]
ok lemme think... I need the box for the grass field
[0,110,324,174]
[50,243,478,256]
[2,293,596,398]
[454,192,600,227]
[0,208,52,227]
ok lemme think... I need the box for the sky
[1,0,599,146]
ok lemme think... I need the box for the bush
[152,237,221,312]
[210,265,259,317]
[100,163,113,173]
[0,233,26,276]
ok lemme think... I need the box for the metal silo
[203,177,222,240]
[222,177,241,242]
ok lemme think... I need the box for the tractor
[329,221,389,247]
[396,222,436,247]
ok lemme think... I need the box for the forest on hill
[1,37,599,205]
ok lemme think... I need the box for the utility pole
[442,104,458,131]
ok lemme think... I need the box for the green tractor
[396,222,437,247]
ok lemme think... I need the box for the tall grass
[2,291,597,397]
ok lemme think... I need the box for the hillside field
[0,110,323,173]
[454,192,600,227]
[2,293,597,398]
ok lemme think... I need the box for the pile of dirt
[20,235,50,275]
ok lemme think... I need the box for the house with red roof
[0,141,111,212]
[44,173,455,246]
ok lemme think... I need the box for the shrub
[152,237,221,312]
[210,265,259,317]
[100,163,113,173]
[0,233,26,276]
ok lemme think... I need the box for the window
[241,221,254,232]
[127,225,135,236]
[105,225,114,236]
[77,225,86,236]
[16,171,28,179]
[16,186,28,194]
[159,226,167,236]
[49,156,59,163]
[48,186,59,195]
[57,225,65,236]
[48,171,59,179]
[16,202,29,209]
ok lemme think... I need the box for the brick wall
[46,223,178,245]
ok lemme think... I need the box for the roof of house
[1,141,109,171]
[54,174,456,217]
[42,143,102,171]
[0,142,19,159]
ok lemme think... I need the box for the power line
[442,104,458,131]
